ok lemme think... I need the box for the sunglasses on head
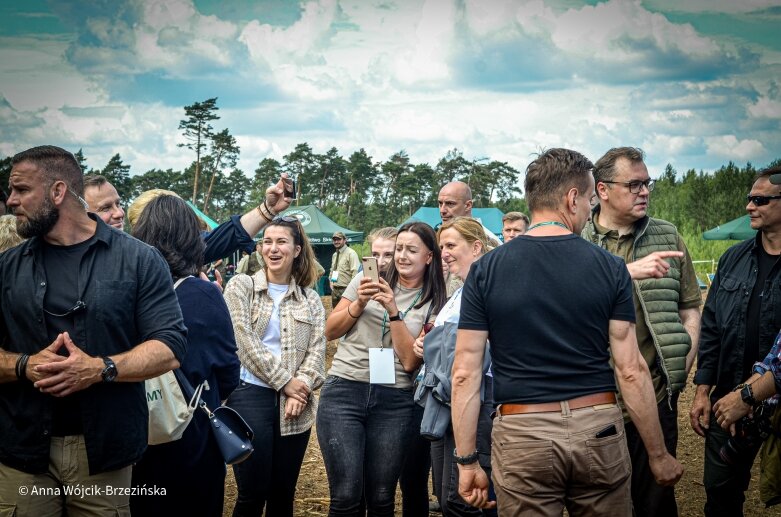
[747,194,781,207]
[273,215,298,223]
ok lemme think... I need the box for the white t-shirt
[240,282,288,389]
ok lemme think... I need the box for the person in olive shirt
[583,147,701,517]
[329,231,360,306]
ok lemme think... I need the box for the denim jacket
[224,271,326,436]
[695,233,781,400]
[0,215,187,474]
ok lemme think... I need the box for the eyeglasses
[423,322,434,335]
[44,300,87,318]
[747,194,781,207]
[601,179,655,194]
[273,215,298,223]
[332,237,344,241]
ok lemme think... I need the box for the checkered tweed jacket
[224,271,326,436]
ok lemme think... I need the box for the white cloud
[706,135,766,160]
[748,96,781,118]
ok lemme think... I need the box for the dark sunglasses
[273,215,298,223]
[423,322,434,334]
[747,194,781,207]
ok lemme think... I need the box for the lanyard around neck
[380,288,423,348]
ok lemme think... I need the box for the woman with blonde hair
[422,217,495,517]
[224,215,326,517]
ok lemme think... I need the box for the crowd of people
[0,144,779,517]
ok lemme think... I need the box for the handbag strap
[171,275,206,404]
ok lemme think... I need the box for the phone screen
[284,178,296,199]
[362,257,379,283]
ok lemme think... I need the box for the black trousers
[400,403,433,517]
[624,393,679,517]
[703,414,762,517]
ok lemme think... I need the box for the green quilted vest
[583,215,691,395]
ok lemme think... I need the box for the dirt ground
[222,296,781,516]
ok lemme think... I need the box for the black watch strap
[453,448,479,465]
[740,384,756,407]
[101,357,118,383]
[389,312,403,322]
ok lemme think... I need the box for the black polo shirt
[0,214,187,475]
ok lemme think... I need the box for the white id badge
[369,348,396,384]
[330,270,339,282]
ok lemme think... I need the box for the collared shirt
[753,330,781,404]
[330,246,360,288]
[696,233,781,400]
[0,214,187,475]
[224,270,326,436]
[592,215,701,402]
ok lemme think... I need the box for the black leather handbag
[200,401,254,465]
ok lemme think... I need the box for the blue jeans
[228,382,311,517]
[317,376,416,517]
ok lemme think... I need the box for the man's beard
[16,196,59,238]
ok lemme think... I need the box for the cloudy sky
[1,0,780,186]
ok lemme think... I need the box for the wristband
[453,448,479,465]
[263,200,278,218]
[346,304,359,319]
[256,204,272,222]
[15,353,30,381]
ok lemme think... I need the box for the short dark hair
[83,174,109,190]
[755,164,781,181]
[502,211,529,226]
[262,217,319,288]
[524,148,594,212]
[385,222,447,314]
[12,146,84,195]
[131,195,206,278]
[593,147,645,184]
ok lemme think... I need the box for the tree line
[0,97,775,265]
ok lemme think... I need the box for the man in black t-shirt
[691,165,781,517]
[451,148,682,515]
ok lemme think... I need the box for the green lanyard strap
[380,289,423,348]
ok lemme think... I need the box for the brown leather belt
[497,392,616,416]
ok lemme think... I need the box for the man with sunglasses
[690,165,781,517]
[0,146,188,515]
[329,231,359,307]
[582,147,702,517]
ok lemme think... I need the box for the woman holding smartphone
[319,222,447,516]
[418,217,495,517]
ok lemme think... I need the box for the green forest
[1,98,775,275]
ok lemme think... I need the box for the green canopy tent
[185,200,219,230]
[401,207,506,240]
[702,215,756,241]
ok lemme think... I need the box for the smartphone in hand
[362,256,379,283]
[284,177,296,199]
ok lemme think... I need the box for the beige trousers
[0,435,132,517]
[491,402,632,516]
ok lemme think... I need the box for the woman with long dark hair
[224,216,326,517]
[319,221,447,516]
[130,194,240,517]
